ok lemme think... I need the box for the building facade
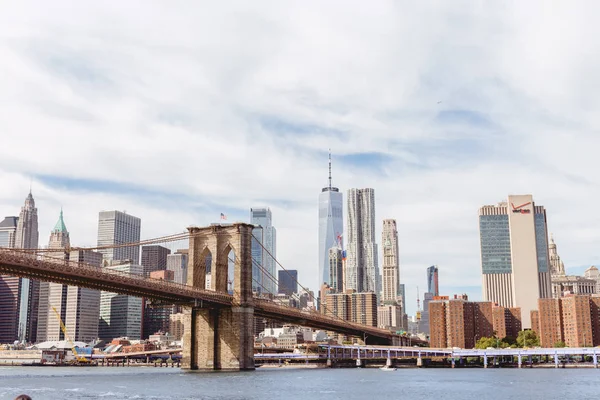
[584,266,600,295]
[15,193,40,343]
[99,261,144,341]
[278,269,298,296]
[328,247,344,293]
[318,152,343,289]
[66,250,103,342]
[479,195,552,328]
[428,296,495,349]
[166,250,188,285]
[427,265,439,297]
[346,188,379,295]
[143,271,176,338]
[141,245,171,277]
[382,219,400,303]
[491,306,522,340]
[533,295,600,348]
[0,216,19,343]
[97,211,141,265]
[0,193,41,344]
[40,210,72,342]
[251,208,277,295]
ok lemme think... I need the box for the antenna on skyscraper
[328,149,332,189]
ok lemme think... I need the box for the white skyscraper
[251,208,277,295]
[346,188,379,295]
[318,152,343,289]
[97,211,141,265]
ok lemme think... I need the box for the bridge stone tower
[182,223,255,371]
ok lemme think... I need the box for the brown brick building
[561,295,592,347]
[493,307,522,339]
[324,290,377,327]
[532,295,600,347]
[428,296,496,349]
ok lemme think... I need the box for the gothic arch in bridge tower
[182,223,255,371]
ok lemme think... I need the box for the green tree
[501,336,516,347]
[516,330,540,348]
[475,336,497,349]
[554,341,566,348]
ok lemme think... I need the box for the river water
[1,366,599,399]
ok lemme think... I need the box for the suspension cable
[251,233,352,326]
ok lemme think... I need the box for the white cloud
[1,1,600,315]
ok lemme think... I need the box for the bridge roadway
[0,249,418,345]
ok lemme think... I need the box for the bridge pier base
[593,354,597,368]
[483,354,488,368]
[451,358,455,368]
[554,354,559,368]
[518,354,522,368]
[182,306,255,371]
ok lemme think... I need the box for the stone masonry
[181,223,255,371]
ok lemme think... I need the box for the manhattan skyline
[1,2,600,316]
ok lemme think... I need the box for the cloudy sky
[1,1,600,315]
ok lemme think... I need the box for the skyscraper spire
[328,149,332,189]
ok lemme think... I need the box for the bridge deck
[0,250,417,343]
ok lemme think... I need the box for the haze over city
[2,1,600,316]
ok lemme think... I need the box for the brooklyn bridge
[0,223,421,371]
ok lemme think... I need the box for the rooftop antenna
[328,149,332,189]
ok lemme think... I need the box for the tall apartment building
[382,219,400,303]
[324,290,377,327]
[166,250,188,285]
[251,208,277,294]
[40,210,72,342]
[278,270,298,296]
[328,247,344,293]
[428,296,495,349]
[479,195,552,328]
[97,211,141,265]
[533,295,600,348]
[318,152,343,289]
[492,307,522,340]
[427,265,439,297]
[346,188,379,295]
[0,216,19,343]
[99,261,143,340]
[141,245,171,276]
[351,292,378,327]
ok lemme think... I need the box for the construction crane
[416,286,422,334]
[50,306,90,364]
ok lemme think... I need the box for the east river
[1,366,600,399]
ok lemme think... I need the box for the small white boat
[380,366,397,371]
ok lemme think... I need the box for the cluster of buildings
[424,194,600,348]
[316,154,406,334]
[0,192,281,346]
[429,294,522,349]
